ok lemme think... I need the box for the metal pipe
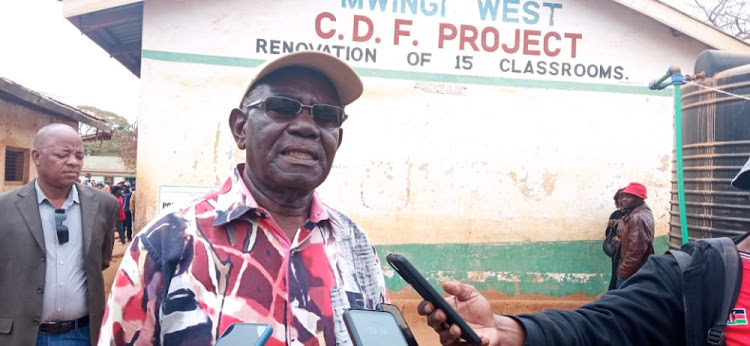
[674,85,690,245]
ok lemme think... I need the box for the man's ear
[337,128,344,149]
[229,108,248,150]
[31,149,42,166]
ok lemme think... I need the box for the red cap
[622,182,647,199]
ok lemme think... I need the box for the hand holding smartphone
[386,253,482,345]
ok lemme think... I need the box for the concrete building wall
[134,0,710,299]
[0,97,76,192]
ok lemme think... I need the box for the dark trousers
[608,259,618,291]
[124,211,133,241]
[116,221,125,245]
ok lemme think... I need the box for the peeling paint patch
[508,171,518,183]
[213,121,221,166]
[542,171,558,196]
[510,170,558,200]
[544,273,598,283]
[659,154,670,172]
[414,81,466,96]
[468,271,593,284]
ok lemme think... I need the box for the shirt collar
[212,164,330,227]
[34,179,80,208]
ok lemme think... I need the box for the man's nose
[67,155,83,167]
[287,109,320,138]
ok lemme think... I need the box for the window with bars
[4,147,28,182]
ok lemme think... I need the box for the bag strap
[669,250,692,272]
[703,238,740,346]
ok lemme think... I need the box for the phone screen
[215,323,273,346]
[344,309,410,346]
[377,303,419,346]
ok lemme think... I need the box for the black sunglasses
[245,96,347,128]
[54,209,69,245]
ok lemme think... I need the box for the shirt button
[33,319,39,326]
[59,282,64,287]
[37,287,43,294]
[58,261,63,265]
[41,257,46,262]
[57,308,62,312]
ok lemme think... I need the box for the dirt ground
[102,244,592,344]
[103,239,128,299]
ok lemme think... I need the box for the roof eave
[64,1,143,77]
[613,0,750,52]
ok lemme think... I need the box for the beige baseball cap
[239,51,363,108]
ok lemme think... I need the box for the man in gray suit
[0,124,119,346]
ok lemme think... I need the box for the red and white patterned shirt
[725,251,750,345]
[99,165,389,345]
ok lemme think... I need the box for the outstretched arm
[418,255,684,345]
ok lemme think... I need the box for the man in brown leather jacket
[614,182,654,288]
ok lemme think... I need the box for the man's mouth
[282,150,317,160]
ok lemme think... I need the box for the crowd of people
[0,50,747,346]
[79,175,135,245]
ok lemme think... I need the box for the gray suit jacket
[0,181,118,345]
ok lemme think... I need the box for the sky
[0,0,713,125]
[0,0,140,123]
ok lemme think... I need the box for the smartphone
[215,323,273,346]
[376,303,419,346]
[344,308,410,346]
[386,253,482,345]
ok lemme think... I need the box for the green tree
[78,105,138,169]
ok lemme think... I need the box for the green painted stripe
[375,235,669,298]
[142,50,265,68]
[141,49,671,97]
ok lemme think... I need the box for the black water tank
[669,64,750,249]
[694,50,750,78]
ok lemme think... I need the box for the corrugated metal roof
[67,2,143,77]
[0,76,112,132]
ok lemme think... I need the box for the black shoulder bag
[669,237,740,345]
[603,225,618,257]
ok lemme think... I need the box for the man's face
[619,193,642,210]
[230,68,343,194]
[32,129,84,189]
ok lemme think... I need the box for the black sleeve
[605,210,624,237]
[517,255,685,345]
[609,210,625,220]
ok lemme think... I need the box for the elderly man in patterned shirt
[99,52,390,345]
